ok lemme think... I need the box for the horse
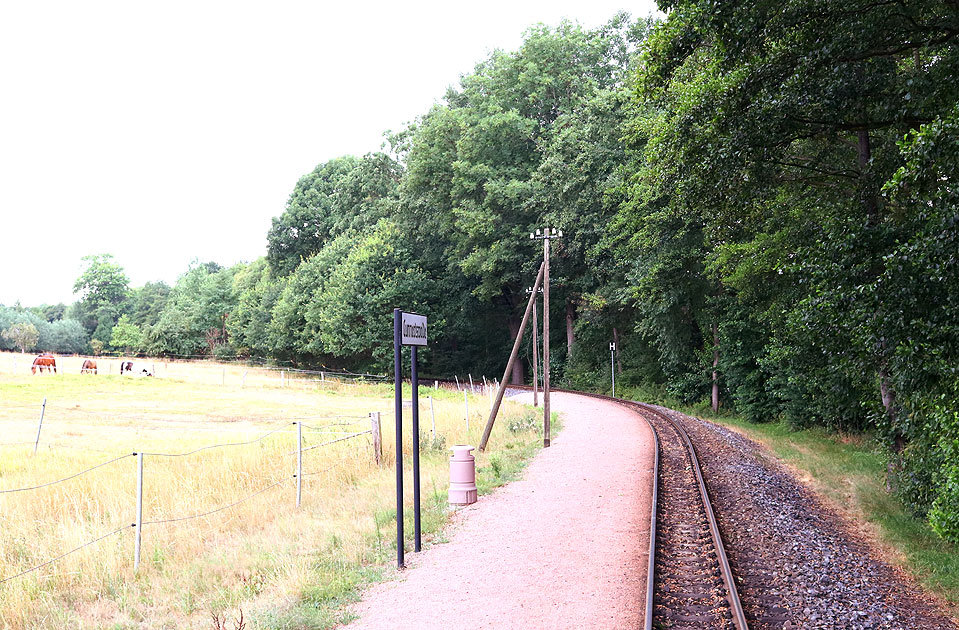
[31,354,57,374]
[121,361,153,377]
[81,359,97,374]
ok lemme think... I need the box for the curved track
[500,385,748,630]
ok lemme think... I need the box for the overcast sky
[0,1,660,307]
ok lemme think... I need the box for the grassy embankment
[0,352,550,629]
[619,383,959,617]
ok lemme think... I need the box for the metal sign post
[394,309,427,568]
[610,341,617,398]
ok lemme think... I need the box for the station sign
[401,312,428,346]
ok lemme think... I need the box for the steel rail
[500,383,748,630]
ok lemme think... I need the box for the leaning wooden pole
[478,261,546,452]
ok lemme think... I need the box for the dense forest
[2,3,957,539]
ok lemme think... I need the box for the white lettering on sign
[401,312,428,346]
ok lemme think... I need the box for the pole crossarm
[478,260,547,452]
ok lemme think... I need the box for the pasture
[0,352,543,629]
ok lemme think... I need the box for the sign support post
[393,309,404,569]
[411,345,421,552]
[393,308,428,568]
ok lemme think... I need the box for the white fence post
[33,398,47,455]
[454,375,460,390]
[134,452,144,571]
[296,422,303,508]
[469,374,474,392]
[429,396,436,440]
[370,412,382,466]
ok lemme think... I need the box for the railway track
[500,384,747,629]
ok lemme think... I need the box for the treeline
[3,4,958,539]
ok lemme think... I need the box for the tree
[2,323,39,353]
[110,315,143,354]
[72,254,130,338]
[267,154,402,277]
[399,15,645,381]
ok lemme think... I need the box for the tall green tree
[72,254,130,342]
[399,14,645,381]
[267,153,402,277]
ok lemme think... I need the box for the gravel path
[341,391,655,629]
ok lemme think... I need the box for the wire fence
[0,408,383,585]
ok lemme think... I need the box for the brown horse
[31,354,57,374]
[81,359,97,374]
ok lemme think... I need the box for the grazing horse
[121,361,152,376]
[31,354,57,374]
[81,359,98,374]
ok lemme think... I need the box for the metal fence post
[134,452,143,571]
[370,412,382,466]
[429,396,436,441]
[33,398,47,455]
[296,422,303,507]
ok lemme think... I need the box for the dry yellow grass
[0,351,538,629]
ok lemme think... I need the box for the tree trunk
[612,326,623,374]
[711,322,720,413]
[858,129,879,226]
[507,315,525,385]
[565,300,576,356]
[880,359,904,492]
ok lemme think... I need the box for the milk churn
[448,445,478,505]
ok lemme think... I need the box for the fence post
[242,371,247,388]
[33,398,47,455]
[464,391,469,431]
[134,452,143,571]
[281,370,286,387]
[469,374,474,392]
[429,397,436,440]
[221,368,225,386]
[370,412,382,466]
[321,371,326,382]
[433,380,438,390]
[296,422,302,508]
[454,375,460,390]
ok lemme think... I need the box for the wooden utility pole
[531,227,562,448]
[543,237,550,447]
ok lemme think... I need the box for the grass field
[0,351,545,629]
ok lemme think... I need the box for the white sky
[0,0,659,307]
